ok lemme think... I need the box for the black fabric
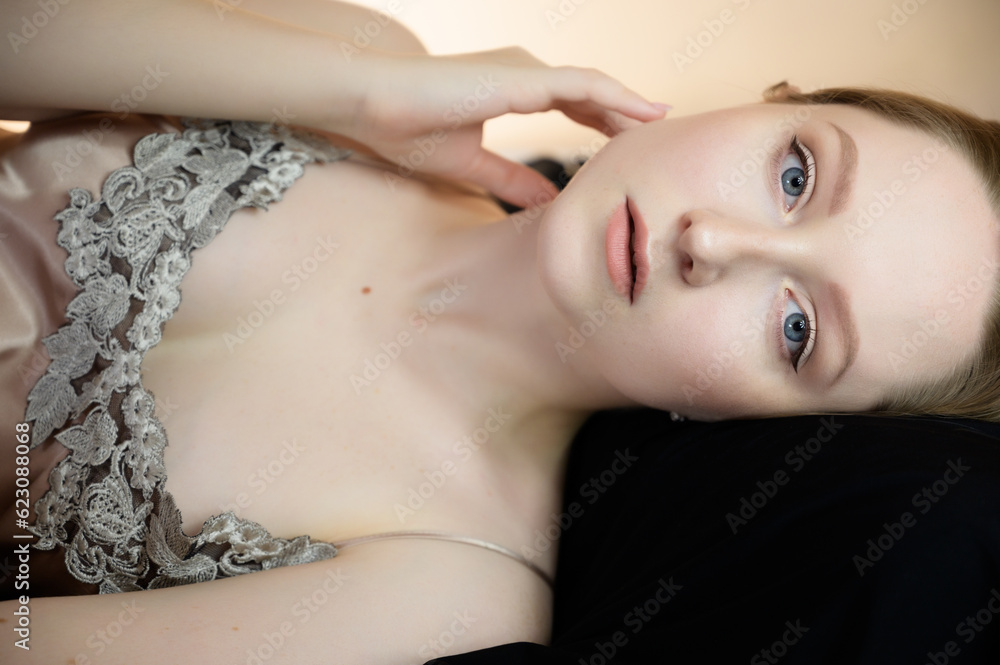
[428,410,1000,664]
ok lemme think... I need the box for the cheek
[668,295,772,417]
[597,294,757,411]
[673,301,744,380]
[619,115,755,199]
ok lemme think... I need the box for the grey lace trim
[24,118,351,593]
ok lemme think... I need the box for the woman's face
[537,102,1000,420]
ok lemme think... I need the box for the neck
[396,202,640,463]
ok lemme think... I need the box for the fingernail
[652,102,673,112]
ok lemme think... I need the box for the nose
[678,209,803,286]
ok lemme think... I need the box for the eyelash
[771,138,817,371]
[784,294,817,372]
[771,136,817,214]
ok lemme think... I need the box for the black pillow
[429,410,1000,664]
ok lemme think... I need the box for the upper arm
[2,0,429,124]
[228,0,430,55]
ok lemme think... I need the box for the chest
[139,153,516,540]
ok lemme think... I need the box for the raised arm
[0,0,375,130]
[1,0,667,212]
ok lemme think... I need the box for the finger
[549,67,666,121]
[497,66,663,126]
[460,149,559,210]
[600,110,643,136]
[558,104,643,137]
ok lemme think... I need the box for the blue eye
[777,137,815,212]
[783,296,814,372]
[782,167,805,196]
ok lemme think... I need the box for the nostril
[678,215,698,284]
[681,254,694,283]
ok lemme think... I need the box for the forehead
[793,104,1000,405]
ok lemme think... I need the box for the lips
[606,200,633,301]
[629,198,649,302]
[605,198,649,304]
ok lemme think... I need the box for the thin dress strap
[333,530,554,589]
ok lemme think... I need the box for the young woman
[2,1,999,663]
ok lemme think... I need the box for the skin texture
[535,102,1000,421]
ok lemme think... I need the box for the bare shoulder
[4,539,550,664]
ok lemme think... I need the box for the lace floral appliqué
[24,119,351,593]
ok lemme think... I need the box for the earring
[669,411,686,422]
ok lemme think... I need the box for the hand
[339,47,668,209]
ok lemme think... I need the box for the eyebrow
[827,122,858,217]
[827,281,859,386]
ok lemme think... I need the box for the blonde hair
[762,82,1000,422]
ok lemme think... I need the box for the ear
[763,81,804,102]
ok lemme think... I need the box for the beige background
[350,0,1000,160]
